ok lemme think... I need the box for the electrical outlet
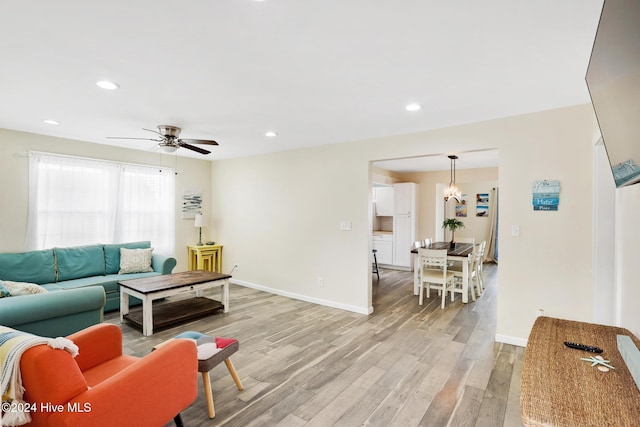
[317,277,324,288]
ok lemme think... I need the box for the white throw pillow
[2,280,48,296]
[119,247,154,274]
[197,343,222,360]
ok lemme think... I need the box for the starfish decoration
[580,355,615,370]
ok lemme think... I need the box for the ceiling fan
[107,125,218,155]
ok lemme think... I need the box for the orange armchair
[19,323,198,427]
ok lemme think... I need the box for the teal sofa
[0,241,176,313]
[0,286,106,337]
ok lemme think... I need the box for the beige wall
[211,104,599,342]
[398,168,498,243]
[616,185,640,337]
[210,143,371,313]
[0,129,212,272]
[0,103,604,342]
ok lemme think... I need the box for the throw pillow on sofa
[1,280,48,296]
[119,248,154,274]
[0,281,11,298]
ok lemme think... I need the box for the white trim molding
[495,334,528,348]
[230,278,372,315]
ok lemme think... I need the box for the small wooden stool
[162,332,244,419]
[197,336,244,418]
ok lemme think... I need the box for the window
[25,152,175,255]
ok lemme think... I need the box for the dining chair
[417,248,455,309]
[476,240,487,293]
[446,237,474,270]
[454,236,475,244]
[412,240,424,250]
[421,238,432,248]
[449,244,480,301]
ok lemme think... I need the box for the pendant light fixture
[444,155,462,203]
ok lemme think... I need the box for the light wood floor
[107,263,525,427]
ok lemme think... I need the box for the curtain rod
[27,150,176,172]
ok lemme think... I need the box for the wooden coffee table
[119,270,231,336]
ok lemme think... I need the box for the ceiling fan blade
[143,127,164,136]
[179,142,211,155]
[106,136,161,141]
[180,138,219,146]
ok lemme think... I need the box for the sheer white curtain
[485,187,499,263]
[114,164,175,255]
[26,152,175,256]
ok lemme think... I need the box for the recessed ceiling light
[265,131,278,137]
[96,80,120,90]
[43,119,60,125]
[405,103,422,111]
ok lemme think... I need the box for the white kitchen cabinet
[372,234,393,264]
[393,182,416,215]
[374,186,394,216]
[392,215,413,266]
[392,183,417,268]
[371,182,417,269]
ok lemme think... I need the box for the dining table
[411,242,475,303]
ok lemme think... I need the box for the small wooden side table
[154,332,244,419]
[188,244,223,273]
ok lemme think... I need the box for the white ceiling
[373,149,499,173]
[0,1,603,169]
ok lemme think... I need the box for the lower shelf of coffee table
[123,297,224,332]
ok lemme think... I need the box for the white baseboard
[230,278,371,315]
[495,333,528,347]
[378,264,412,272]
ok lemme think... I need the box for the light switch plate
[340,220,352,231]
[511,225,520,237]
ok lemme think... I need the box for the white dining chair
[476,240,487,293]
[454,237,475,244]
[448,237,475,269]
[417,248,455,309]
[449,244,480,301]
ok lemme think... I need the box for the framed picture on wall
[476,205,489,217]
[455,193,468,217]
[182,187,202,219]
[476,193,489,217]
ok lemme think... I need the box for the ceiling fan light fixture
[159,143,178,153]
[96,80,120,90]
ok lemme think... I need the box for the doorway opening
[368,149,499,312]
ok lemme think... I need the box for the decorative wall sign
[476,193,489,217]
[532,180,560,211]
[182,187,202,219]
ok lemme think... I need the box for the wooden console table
[521,316,640,426]
[188,244,223,273]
